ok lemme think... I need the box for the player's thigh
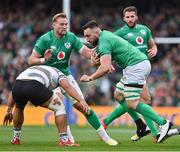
[140,84,151,104]
[114,81,124,102]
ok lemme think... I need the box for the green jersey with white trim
[34,30,83,75]
[97,30,147,69]
[114,24,152,56]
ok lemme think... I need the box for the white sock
[67,125,75,143]
[97,125,110,141]
[13,128,21,139]
[167,128,179,137]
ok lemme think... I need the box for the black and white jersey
[16,65,67,90]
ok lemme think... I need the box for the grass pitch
[0,125,180,151]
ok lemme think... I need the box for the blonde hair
[52,13,67,22]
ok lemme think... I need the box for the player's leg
[53,87,75,143]
[10,80,29,145]
[65,75,118,146]
[102,87,126,128]
[40,87,79,146]
[103,81,149,141]
[131,85,158,141]
[124,60,171,143]
[11,105,25,145]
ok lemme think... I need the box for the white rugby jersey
[16,65,67,90]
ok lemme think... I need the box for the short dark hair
[82,20,99,30]
[123,6,137,16]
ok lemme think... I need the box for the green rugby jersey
[97,30,147,69]
[34,30,83,75]
[114,24,152,56]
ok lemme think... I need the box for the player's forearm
[61,80,84,103]
[28,57,45,65]
[90,65,110,80]
[7,92,15,113]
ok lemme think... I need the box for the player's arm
[79,45,92,59]
[3,91,15,125]
[28,49,52,65]
[80,54,113,82]
[59,79,89,114]
[147,38,157,58]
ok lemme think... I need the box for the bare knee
[126,100,139,110]
[114,90,123,102]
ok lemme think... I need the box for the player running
[80,20,172,143]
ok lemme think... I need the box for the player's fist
[80,75,91,82]
[44,49,53,61]
[148,49,157,58]
[91,51,100,67]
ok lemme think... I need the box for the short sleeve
[98,38,112,56]
[34,37,48,56]
[72,34,83,53]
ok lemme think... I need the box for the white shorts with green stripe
[116,60,151,100]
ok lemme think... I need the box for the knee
[114,91,123,102]
[126,100,139,110]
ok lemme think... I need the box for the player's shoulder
[136,24,151,31]
[65,31,77,38]
[38,30,53,41]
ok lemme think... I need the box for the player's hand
[44,49,53,61]
[80,100,90,114]
[80,75,91,82]
[91,51,100,67]
[3,112,13,126]
[108,65,115,73]
[148,49,157,58]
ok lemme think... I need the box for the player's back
[16,65,64,90]
[98,30,147,68]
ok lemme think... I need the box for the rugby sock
[59,132,68,141]
[104,102,126,126]
[13,127,21,139]
[143,116,158,136]
[67,125,75,143]
[85,109,110,141]
[97,125,110,141]
[85,109,101,130]
[121,100,141,121]
[134,119,147,130]
[136,102,166,125]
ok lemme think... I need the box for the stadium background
[0,0,179,126]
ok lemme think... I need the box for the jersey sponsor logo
[50,45,57,51]
[64,42,71,49]
[136,36,143,44]
[140,29,146,35]
[127,33,133,36]
[57,51,65,60]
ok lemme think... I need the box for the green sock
[121,100,140,121]
[104,99,126,126]
[136,102,166,125]
[143,116,158,136]
[85,109,101,130]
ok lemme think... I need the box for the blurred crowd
[0,0,179,106]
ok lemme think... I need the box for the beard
[127,20,137,28]
[92,38,99,46]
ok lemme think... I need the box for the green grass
[0,125,180,151]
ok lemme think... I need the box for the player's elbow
[28,57,33,65]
